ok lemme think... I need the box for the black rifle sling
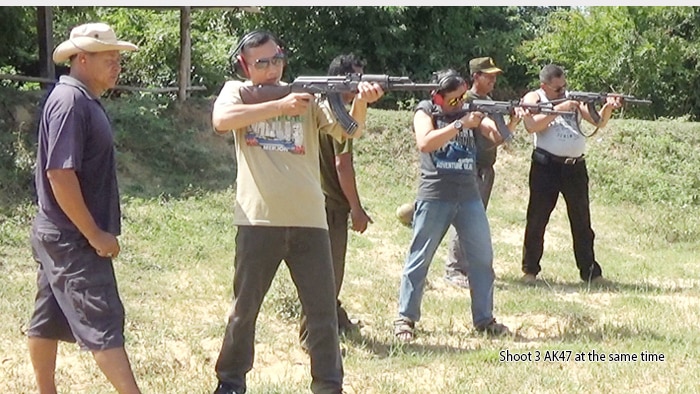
[587,101,601,124]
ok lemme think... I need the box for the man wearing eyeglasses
[519,64,622,286]
[211,31,384,394]
[393,69,510,343]
[443,57,523,289]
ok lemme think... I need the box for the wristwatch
[453,120,464,132]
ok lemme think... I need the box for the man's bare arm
[212,93,314,133]
[522,91,578,134]
[335,152,372,233]
[47,169,119,257]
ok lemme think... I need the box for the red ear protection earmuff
[230,30,258,78]
[229,30,285,79]
[431,91,445,106]
[236,53,249,77]
[431,72,456,106]
[431,71,465,106]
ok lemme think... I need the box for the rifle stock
[239,74,439,136]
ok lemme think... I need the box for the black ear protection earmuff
[228,30,285,79]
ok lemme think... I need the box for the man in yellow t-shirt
[210,30,383,394]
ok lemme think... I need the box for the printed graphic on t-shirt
[245,116,305,155]
[551,115,582,141]
[432,129,475,173]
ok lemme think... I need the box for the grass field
[1,97,699,393]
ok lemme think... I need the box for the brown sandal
[393,318,415,343]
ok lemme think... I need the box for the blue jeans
[445,165,495,276]
[398,199,495,327]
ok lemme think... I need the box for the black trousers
[521,154,602,281]
[215,226,342,394]
[299,206,353,347]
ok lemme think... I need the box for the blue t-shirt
[34,75,121,235]
[414,100,480,202]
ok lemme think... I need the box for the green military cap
[469,57,502,74]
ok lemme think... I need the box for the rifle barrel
[386,83,439,90]
[623,98,653,105]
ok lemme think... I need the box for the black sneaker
[213,381,244,394]
[475,319,511,337]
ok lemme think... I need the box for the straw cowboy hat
[53,22,138,64]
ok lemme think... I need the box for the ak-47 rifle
[553,91,652,123]
[446,99,575,143]
[239,74,439,136]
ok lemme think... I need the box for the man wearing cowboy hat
[28,22,141,394]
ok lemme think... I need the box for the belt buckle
[564,157,577,165]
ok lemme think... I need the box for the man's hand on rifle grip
[277,92,314,117]
[511,106,528,122]
[462,111,485,129]
[554,99,580,113]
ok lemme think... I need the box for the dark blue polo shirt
[34,75,121,236]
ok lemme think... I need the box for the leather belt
[534,148,584,165]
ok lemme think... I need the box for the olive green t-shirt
[319,133,352,211]
[468,90,498,168]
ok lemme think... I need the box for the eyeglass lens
[253,54,285,70]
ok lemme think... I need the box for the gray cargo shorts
[27,222,125,351]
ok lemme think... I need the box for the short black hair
[539,64,565,84]
[238,30,282,55]
[431,69,465,95]
[327,53,365,76]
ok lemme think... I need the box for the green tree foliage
[519,6,700,119]
[231,6,533,106]
[0,7,36,78]
[1,6,548,102]
[51,7,234,95]
[4,6,700,117]
[260,6,529,80]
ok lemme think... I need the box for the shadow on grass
[341,326,500,359]
[510,318,671,344]
[345,334,474,359]
[498,275,688,294]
